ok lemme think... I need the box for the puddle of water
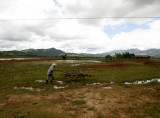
[102,87,112,89]
[124,78,160,85]
[144,88,154,91]
[0,58,35,61]
[14,86,42,91]
[35,80,63,85]
[71,64,80,67]
[56,81,63,84]
[109,82,115,84]
[124,82,132,85]
[0,58,12,60]
[86,82,101,86]
[35,80,45,83]
[56,60,101,63]
[53,85,68,89]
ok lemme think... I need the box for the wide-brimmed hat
[52,63,57,66]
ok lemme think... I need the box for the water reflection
[0,58,35,60]
[124,78,160,84]
[53,85,68,89]
[14,86,42,91]
[56,60,101,63]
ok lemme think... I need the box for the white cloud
[110,20,160,50]
[0,0,160,53]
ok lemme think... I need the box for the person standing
[46,63,57,84]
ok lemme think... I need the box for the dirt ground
[82,62,129,70]
[0,59,160,118]
[136,60,160,67]
[1,84,159,118]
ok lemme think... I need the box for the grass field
[0,58,160,118]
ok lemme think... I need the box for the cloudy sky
[0,0,160,53]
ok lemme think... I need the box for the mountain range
[1,48,160,57]
[100,48,160,57]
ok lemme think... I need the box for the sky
[0,0,160,53]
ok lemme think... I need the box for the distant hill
[100,49,141,56]
[21,48,65,57]
[0,48,65,57]
[100,48,160,57]
[1,48,160,57]
[0,51,26,57]
[142,49,160,57]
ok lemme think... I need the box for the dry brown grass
[1,84,159,118]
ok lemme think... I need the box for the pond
[0,58,35,60]
[56,60,101,63]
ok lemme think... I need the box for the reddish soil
[81,62,129,70]
[136,60,160,67]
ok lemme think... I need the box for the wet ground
[1,59,160,117]
[124,78,160,84]
[15,78,160,92]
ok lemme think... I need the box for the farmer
[46,63,57,84]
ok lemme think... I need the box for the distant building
[129,53,150,59]
[134,53,150,59]
[129,54,135,58]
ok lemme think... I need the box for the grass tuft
[72,100,86,105]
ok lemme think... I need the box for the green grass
[143,102,160,118]
[72,100,86,105]
[87,61,160,83]
[0,59,160,94]
[0,59,160,117]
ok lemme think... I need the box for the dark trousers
[46,74,54,84]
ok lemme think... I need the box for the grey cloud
[0,0,160,53]
[62,0,160,26]
[0,41,12,48]
[131,0,157,6]
[0,40,19,51]
[85,48,100,52]
[64,1,90,16]
[48,33,84,41]
[0,23,31,41]
[22,23,47,37]
[114,0,160,17]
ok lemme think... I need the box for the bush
[115,52,130,59]
[105,55,112,60]
[61,54,67,60]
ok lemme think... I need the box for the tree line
[105,52,131,60]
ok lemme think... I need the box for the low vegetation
[0,58,160,118]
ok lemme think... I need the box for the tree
[115,53,122,58]
[105,55,112,60]
[61,54,67,60]
[122,52,130,58]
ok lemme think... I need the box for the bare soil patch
[82,62,129,70]
[136,60,160,67]
[1,85,159,118]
